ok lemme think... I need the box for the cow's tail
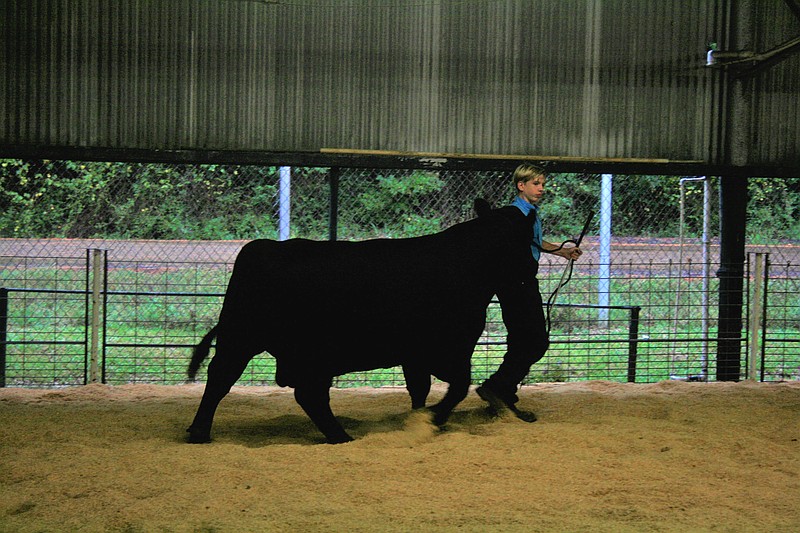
[188,325,218,381]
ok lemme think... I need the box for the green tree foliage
[546,174,721,239]
[543,173,599,240]
[747,177,800,243]
[0,159,797,243]
[0,160,278,239]
[355,171,445,237]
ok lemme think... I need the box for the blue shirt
[511,196,542,261]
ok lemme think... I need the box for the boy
[476,164,582,421]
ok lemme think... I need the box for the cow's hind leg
[187,345,251,444]
[402,363,432,410]
[294,378,353,444]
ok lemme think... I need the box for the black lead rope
[542,211,595,334]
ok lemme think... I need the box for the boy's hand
[557,245,582,261]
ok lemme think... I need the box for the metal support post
[717,177,747,381]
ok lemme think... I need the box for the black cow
[187,199,535,444]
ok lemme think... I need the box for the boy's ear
[474,198,492,217]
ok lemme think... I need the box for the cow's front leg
[294,378,353,444]
[429,364,471,427]
[402,363,432,410]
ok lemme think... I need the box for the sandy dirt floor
[1,380,798,533]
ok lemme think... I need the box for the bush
[1,159,798,243]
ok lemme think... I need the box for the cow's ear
[474,198,492,217]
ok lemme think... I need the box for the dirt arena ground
[1,380,798,532]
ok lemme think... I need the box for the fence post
[759,256,770,381]
[747,253,767,381]
[89,249,104,383]
[101,249,109,383]
[626,306,641,383]
[0,288,7,387]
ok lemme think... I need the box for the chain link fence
[1,160,798,387]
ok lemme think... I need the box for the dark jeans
[483,278,549,403]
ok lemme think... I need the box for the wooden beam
[0,144,796,177]
[320,147,703,165]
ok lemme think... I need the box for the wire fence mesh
[1,160,798,387]
[758,257,800,380]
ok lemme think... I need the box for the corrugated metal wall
[750,0,800,165]
[1,0,798,167]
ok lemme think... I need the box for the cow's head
[473,198,538,284]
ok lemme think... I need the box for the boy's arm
[541,240,582,261]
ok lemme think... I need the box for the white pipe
[673,181,687,342]
[673,176,709,380]
[598,174,612,325]
[279,166,291,241]
[701,178,711,377]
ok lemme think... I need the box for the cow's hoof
[426,406,449,427]
[186,427,212,444]
[476,385,537,423]
[511,408,537,423]
[476,385,511,412]
[326,434,355,444]
[483,405,501,418]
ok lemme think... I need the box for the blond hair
[511,163,546,190]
